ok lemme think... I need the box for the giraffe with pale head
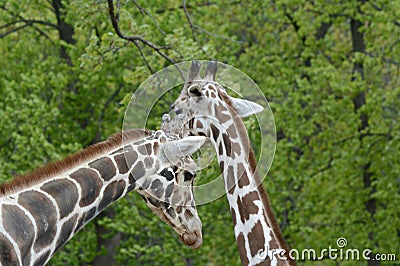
[0,115,205,266]
[171,60,296,266]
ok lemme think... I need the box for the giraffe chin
[180,230,203,249]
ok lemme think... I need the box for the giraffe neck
[0,130,163,266]
[191,114,293,266]
[171,60,295,265]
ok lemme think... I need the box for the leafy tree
[0,0,398,265]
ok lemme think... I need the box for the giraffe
[171,61,296,266]
[0,124,206,266]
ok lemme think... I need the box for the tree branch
[16,19,57,29]
[309,153,333,178]
[131,0,166,35]
[0,23,29,38]
[133,40,154,74]
[107,0,186,79]
[0,5,58,39]
[107,0,175,64]
[182,0,211,58]
[192,24,243,43]
[365,0,400,27]
[154,1,223,14]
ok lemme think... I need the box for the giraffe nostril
[185,209,194,219]
[180,229,202,249]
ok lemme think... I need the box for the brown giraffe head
[172,60,264,122]
[169,61,294,265]
[137,148,202,249]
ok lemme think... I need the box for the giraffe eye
[188,86,202,97]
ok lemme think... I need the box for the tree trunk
[350,2,379,265]
[52,0,75,64]
[92,208,122,266]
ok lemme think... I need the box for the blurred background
[0,1,399,265]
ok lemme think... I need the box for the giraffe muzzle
[180,229,203,249]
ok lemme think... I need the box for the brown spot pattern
[144,157,153,168]
[226,123,238,139]
[0,232,20,266]
[164,183,173,199]
[150,179,163,199]
[153,142,159,154]
[230,207,237,225]
[98,180,125,212]
[237,196,246,224]
[226,166,236,195]
[114,154,129,174]
[242,191,260,220]
[236,191,260,224]
[222,133,232,157]
[237,233,249,266]
[184,209,194,220]
[138,143,152,155]
[218,142,224,155]
[210,124,220,140]
[130,162,146,181]
[41,178,78,219]
[55,214,78,253]
[214,104,231,121]
[2,205,34,263]
[75,207,97,233]
[255,258,271,266]
[33,250,50,266]
[125,150,138,167]
[196,120,203,129]
[18,191,57,253]
[237,163,250,189]
[231,142,241,159]
[70,168,102,207]
[89,157,116,181]
[248,221,266,257]
[219,161,225,172]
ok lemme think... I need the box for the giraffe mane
[0,129,150,197]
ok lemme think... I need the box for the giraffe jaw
[141,192,203,249]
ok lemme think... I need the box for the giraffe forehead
[204,82,220,92]
[183,81,229,107]
[187,81,220,93]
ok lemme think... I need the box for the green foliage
[0,0,398,265]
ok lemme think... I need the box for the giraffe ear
[160,136,207,166]
[230,97,264,118]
